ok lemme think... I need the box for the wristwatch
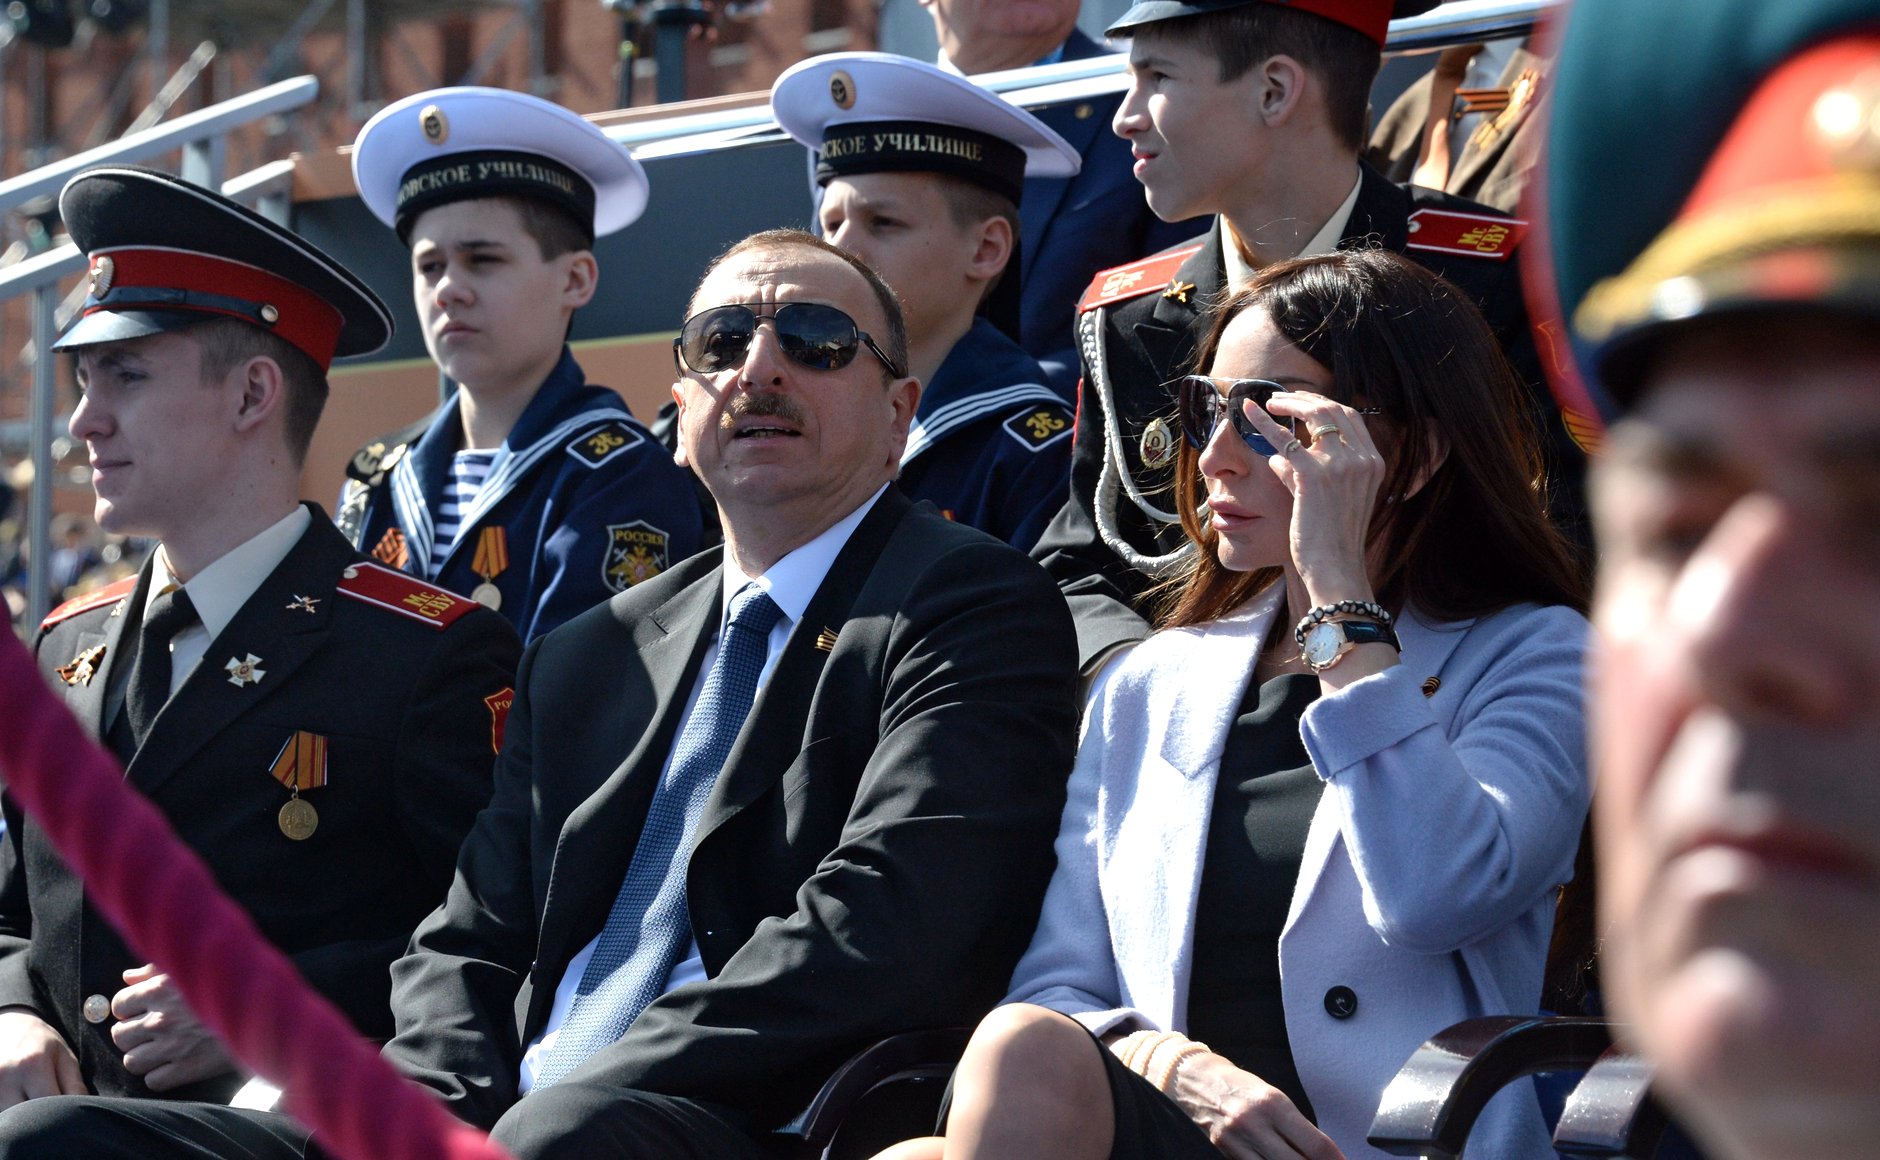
[1301,618,1401,674]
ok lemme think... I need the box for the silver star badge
[225,654,266,687]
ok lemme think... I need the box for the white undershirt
[516,484,889,1093]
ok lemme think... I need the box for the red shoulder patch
[40,576,137,631]
[1079,245,1206,312]
[1405,209,1528,261]
[336,561,480,630]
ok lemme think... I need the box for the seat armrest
[789,1028,972,1150]
[1552,1044,1670,1157]
[1368,1015,1617,1158]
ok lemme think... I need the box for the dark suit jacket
[1033,165,1574,666]
[1021,29,1203,395]
[383,488,1079,1133]
[3,510,520,1101]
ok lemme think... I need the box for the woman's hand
[1162,1049,1345,1160]
[1240,392,1385,608]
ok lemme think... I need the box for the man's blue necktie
[532,582,784,1089]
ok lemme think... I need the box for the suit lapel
[694,490,912,844]
[1022,101,1104,268]
[533,562,721,978]
[1344,165,1413,253]
[125,519,353,800]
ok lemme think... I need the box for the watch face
[1302,622,1343,668]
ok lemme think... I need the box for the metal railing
[615,0,1557,156]
[5,77,320,629]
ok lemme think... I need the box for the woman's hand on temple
[1163,1049,1346,1160]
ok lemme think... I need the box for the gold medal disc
[278,797,319,841]
[471,582,502,610]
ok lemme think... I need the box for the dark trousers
[0,1086,777,1160]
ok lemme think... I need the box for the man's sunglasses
[1175,374,1380,456]
[673,303,905,379]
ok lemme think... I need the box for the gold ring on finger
[1311,423,1341,439]
[1281,437,1304,455]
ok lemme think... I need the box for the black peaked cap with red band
[1106,0,1441,46]
[53,166,392,370]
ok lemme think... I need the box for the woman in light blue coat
[881,249,1590,1160]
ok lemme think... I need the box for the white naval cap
[771,52,1080,203]
[351,86,649,245]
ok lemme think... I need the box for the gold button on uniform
[82,994,110,1023]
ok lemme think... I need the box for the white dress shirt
[518,484,889,1092]
[138,506,311,701]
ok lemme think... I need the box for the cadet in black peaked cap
[0,166,518,1150]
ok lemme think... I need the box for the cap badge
[88,255,114,298]
[259,304,280,325]
[420,103,450,145]
[1811,70,1880,172]
[829,69,856,111]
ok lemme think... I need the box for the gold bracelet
[1152,1040,1212,1092]
[1109,1029,1166,1072]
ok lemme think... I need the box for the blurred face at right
[1592,315,1880,1160]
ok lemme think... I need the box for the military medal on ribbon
[470,526,508,610]
[269,730,328,840]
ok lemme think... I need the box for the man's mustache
[720,391,809,429]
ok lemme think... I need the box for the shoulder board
[1405,208,1528,261]
[40,576,137,631]
[336,561,480,630]
[345,421,424,484]
[1079,245,1206,312]
[1002,403,1075,452]
[566,420,646,468]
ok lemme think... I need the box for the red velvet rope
[0,631,510,1160]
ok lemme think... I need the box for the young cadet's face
[820,173,981,348]
[68,330,239,542]
[408,197,595,394]
[1592,318,1880,1160]
[1115,30,1267,222]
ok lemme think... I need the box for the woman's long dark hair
[1158,248,1588,628]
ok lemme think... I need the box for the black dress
[1100,672,1325,1158]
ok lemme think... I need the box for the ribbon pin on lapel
[57,645,106,687]
[814,627,839,653]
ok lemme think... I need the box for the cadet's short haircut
[508,195,592,260]
[190,318,329,465]
[1137,5,1380,153]
[700,228,911,384]
[934,174,1021,306]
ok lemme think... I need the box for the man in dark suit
[0,167,518,1137]
[920,0,1201,393]
[20,227,1081,1160]
[1029,0,1587,672]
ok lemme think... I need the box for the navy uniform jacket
[3,510,519,1102]
[898,318,1074,552]
[1034,165,1583,665]
[338,348,706,643]
[1020,29,1204,396]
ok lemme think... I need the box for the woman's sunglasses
[673,303,905,379]
[1175,374,1381,455]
